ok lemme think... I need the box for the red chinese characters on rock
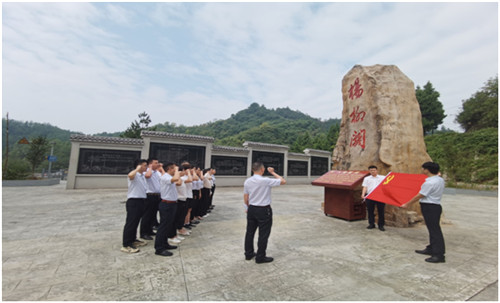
[347,78,367,150]
[349,106,366,123]
[348,78,363,100]
[350,129,366,150]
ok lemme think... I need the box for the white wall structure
[66,131,331,189]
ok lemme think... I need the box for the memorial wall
[66,131,331,189]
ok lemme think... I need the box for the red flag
[365,172,427,207]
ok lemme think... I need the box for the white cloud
[2,2,497,134]
[105,4,136,26]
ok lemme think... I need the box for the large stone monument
[332,64,432,227]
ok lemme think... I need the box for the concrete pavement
[2,181,498,300]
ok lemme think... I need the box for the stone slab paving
[2,181,498,301]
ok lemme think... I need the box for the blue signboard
[47,156,57,162]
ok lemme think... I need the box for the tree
[25,136,50,178]
[456,76,498,132]
[415,82,446,134]
[121,112,157,138]
[291,132,312,152]
[327,123,340,149]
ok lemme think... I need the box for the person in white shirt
[200,168,213,217]
[183,164,197,230]
[243,162,286,264]
[175,166,192,237]
[154,163,180,257]
[191,167,204,223]
[403,162,446,263]
[209,168,216,210]
[140,158,161,241]
[121,159,148,254]
[361,165,386,231]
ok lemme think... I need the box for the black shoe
[191,220,200,225]
[378,226,385,231]
[155,250,173,257]
[415,248,433,255]
[245,252,256,260]
[150,231,156,236]
[165,244,177,250]
[141,235,154,240]
[209,205,215,209]
[256,256,273,264]
[183,225,192,230]
[425,255,445,263]
[366,225,375,229]
[207,210,211,213]
[152,225,159,231]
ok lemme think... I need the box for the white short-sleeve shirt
[176,176,188,201]
[160,173,178,201]
[127,173,147,199]
[183,176,193,199]
[362,174,386,195]
[243,175,282,206]
[146,169,161,194]
[203,173,212,189]
[419,175,445,205]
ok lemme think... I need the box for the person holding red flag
[403,162,446,263]
[361,165,386,231]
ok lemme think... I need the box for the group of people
[361,163,446,263]
[122,157,446,265]
[121,158,217,257]
[243,161,446,265]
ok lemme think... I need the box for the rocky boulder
[332,64,432,227]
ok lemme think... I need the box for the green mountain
[2,119,83,172]
[154,103,340,148]
[2,103,341,173]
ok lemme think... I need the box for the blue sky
[2,2,498,134]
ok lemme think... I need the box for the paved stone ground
[2,182,498,301]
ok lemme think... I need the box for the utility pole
[3,112,9,175]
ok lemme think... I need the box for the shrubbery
[425,128,498,185]
[3,159,31,180]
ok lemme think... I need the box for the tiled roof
[212,145,249,153]
[141,131,215,143]
[243,141,289,150]
[70,135,144,145]
[304,148,332,155]
[288,152,309,158]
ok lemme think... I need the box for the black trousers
[420,203,446,256]
[175,200,188,230]
[191,190,200,219]
[245,205,273,260]
[155,201,177,252]
[209,185,216,207]
[201,188,211,216]
[366,199,385,227]
[152,196,160,227]
[140,194,160,236]
[122,198,145,247]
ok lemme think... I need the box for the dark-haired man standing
[362,165,386,231]
[154,163,181,257]
[403,162,446,263]
[243,162,286,264]
[140,158,161,241]
[121,159,148,254]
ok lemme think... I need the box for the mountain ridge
[2,103,341,170]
